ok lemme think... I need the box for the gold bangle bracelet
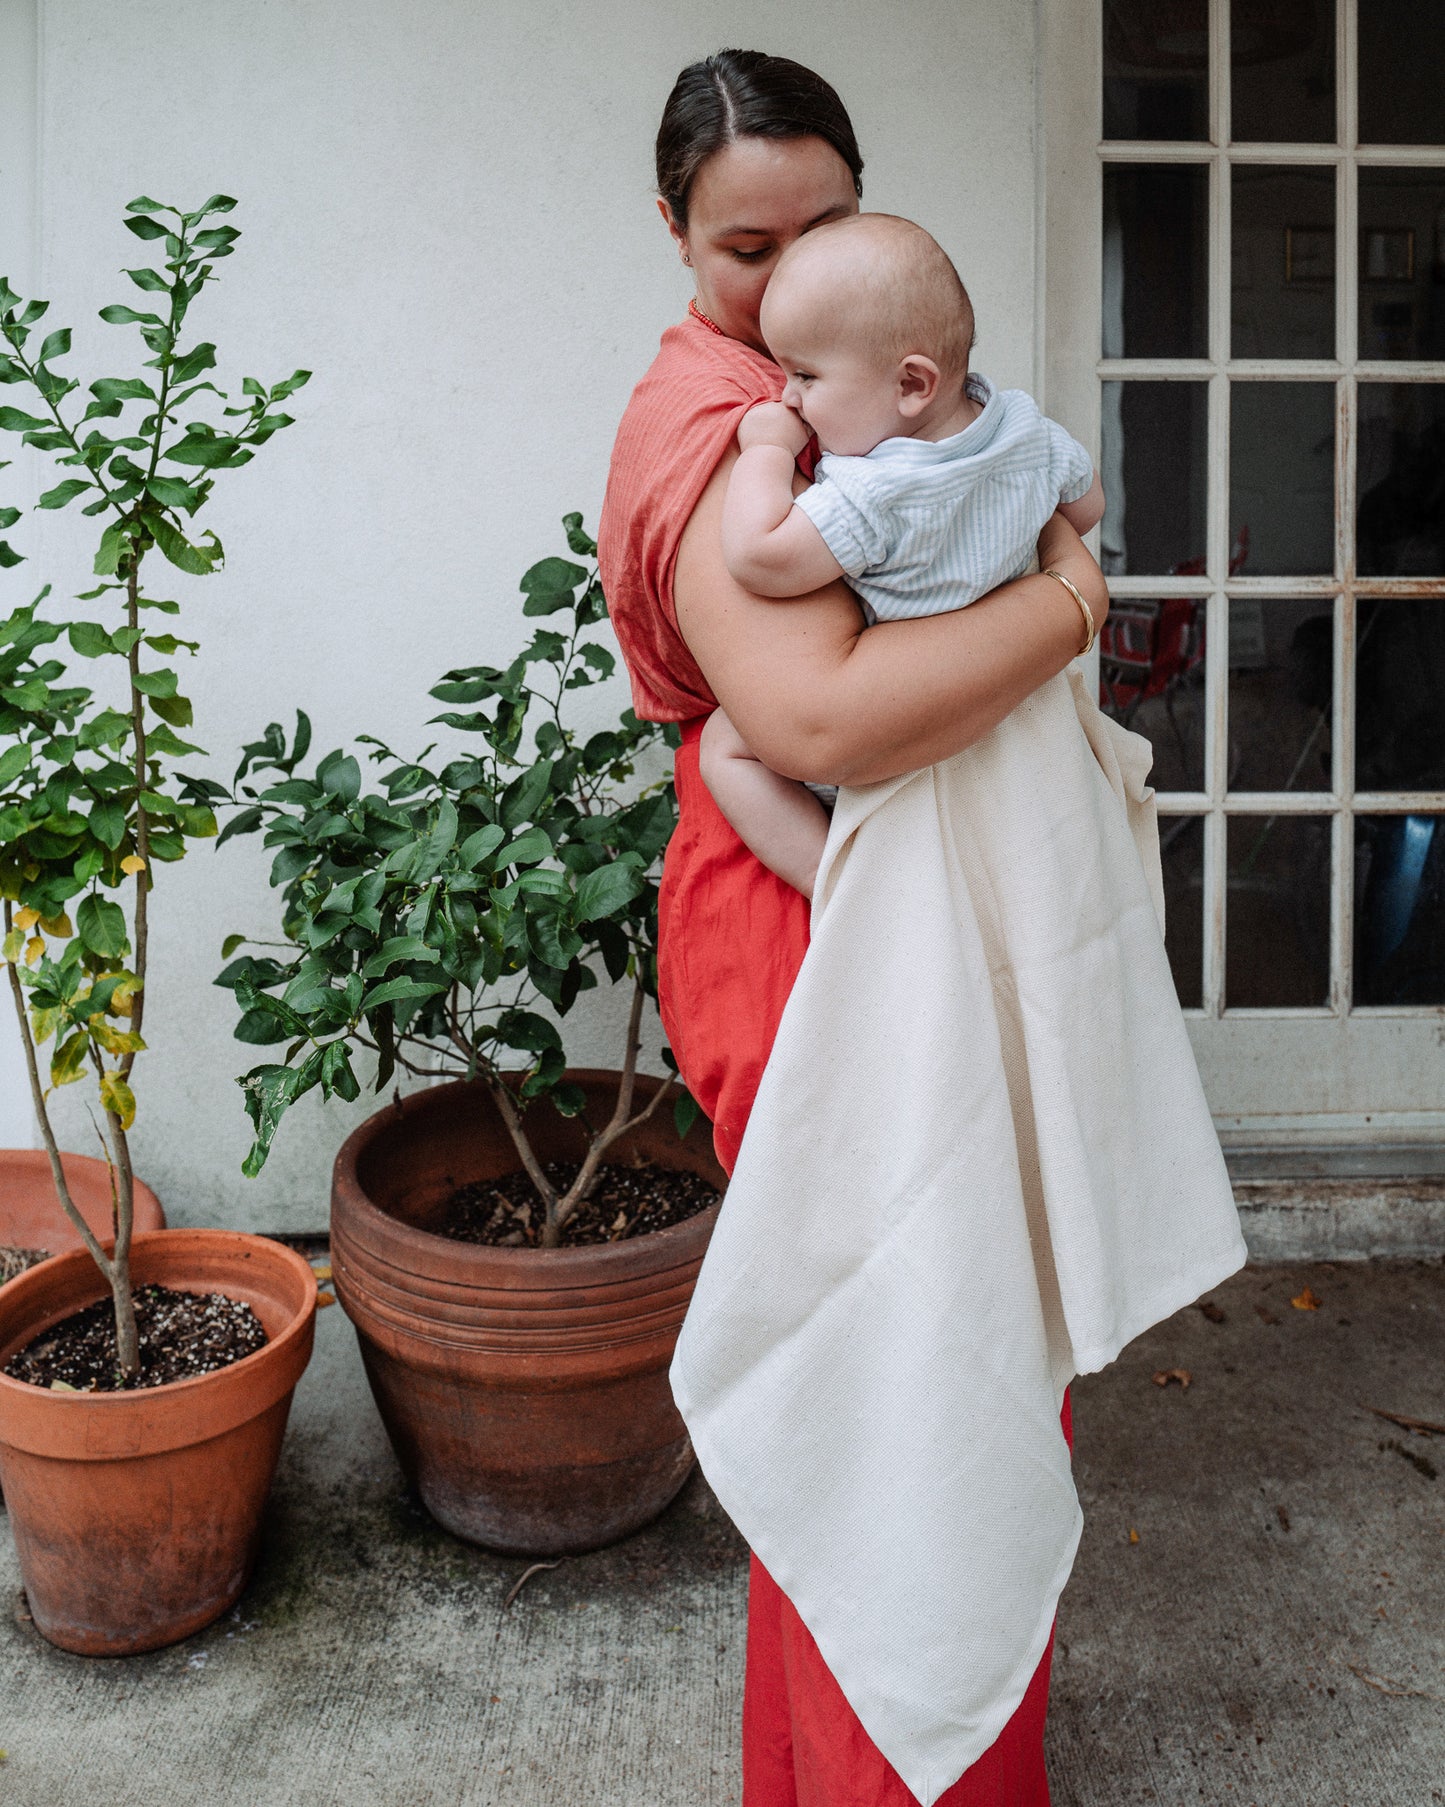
[1043,566,1097,657]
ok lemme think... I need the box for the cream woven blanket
[672,668,1247,1805]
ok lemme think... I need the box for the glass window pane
[1160,816,1204,1009]
[1358,170,1445,361]
[1354,815,1445,1005]
[1103,0,1208,140]
[1356,600,1445,791]
[1357,385,1445,577]
[1227,815,1331,1006]
[1101,381,1208,576]
[1099,600,1207,791]
[1229,382,1335,576]
[1231,166,1335,359]
[1228,598,1333,792]
[1359,1,1445,146]
[1230,0,1335,143]
[1103,164,1209,358]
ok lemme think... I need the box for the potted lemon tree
[220,521,724,1555]
[0,195,318,1654]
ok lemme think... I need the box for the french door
[1046,0,1445,1146]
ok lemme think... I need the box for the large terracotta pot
[0,1149,166,1268]
[0,1229,317,1655]
[331,1071,724,1556]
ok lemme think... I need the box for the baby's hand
[737,401,811,458]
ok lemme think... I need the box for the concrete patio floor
[1,1258,1441,1807]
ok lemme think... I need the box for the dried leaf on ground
[1367,1405,1445,1438]
[1256,1304,1281,1325]
[1128,1527,1140,1544]
[1152,1368,1192,1389]
[1292,1286,1321,1310]
[1197,1300,1226,1323]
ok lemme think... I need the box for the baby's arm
[1057,469,1105,536]
[722,403,847,598]
[699,707,830,900]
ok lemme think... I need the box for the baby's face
[761,278,905,458]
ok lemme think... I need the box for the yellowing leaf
[49,1030,89,1088]
[110,975,142,1017]
[24,934,44,966]
[1128,1527,1141,1544]
[1,926,22,963]
[1291,1286,1321,1311]
[38,911,72,937]
[120,854,146,875]
[28,1004,59,1046]
[316,1291,337,1309]
[99,1070,136,1129]
[14,906,39,931]
[89,1016,146,1056]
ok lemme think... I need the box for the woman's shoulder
[617,317,782,443]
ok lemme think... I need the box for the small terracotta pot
[0,1230,317,1655]
[331,1072,723,1556]
[0,1149,166,1270]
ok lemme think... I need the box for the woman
[598,50,1107,1806]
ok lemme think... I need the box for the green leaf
[320,1040,360,1103]
[125,267,171,294]
[0,506,18,529]
[497,826,552,867]
[562,511,598,557]
[361,975,448,1011]
[123,215,170,241]
[68,620,111,657]
[49,1030,89,1089]
[38,327,71,363]
[573,861,645,923]
[170,342,217,384]
[197,194,238,216]
[316,750,361,804]
[361,935,440,979]
[165,429,247,469]
[98,305,164,327]
[147,514,220,574]
[221,933,247,959]
[77,894,128,959]
[90,376,156,406]
[145,475,201,509]
[0,742,30,786]
[93,523,127,576]
[0,541,23,568]
[131,667,178,697]
[674,1091,701,1140]
[238,1062,306,1177]
[0,406,49,433]
[124,196,168,215]
[88,798,126,848]
[149,691,194,728]
[37,478,90,510]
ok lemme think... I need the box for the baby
[700,213,1105,896]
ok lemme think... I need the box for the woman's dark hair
[656,50,864,227]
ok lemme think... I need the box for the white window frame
[1039,0,1445,1149]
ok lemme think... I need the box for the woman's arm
[674,445,1108,787]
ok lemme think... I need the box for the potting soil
[441,1160,719,1248]
[4,1283,268,1391]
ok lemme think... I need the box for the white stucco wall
[0,0,1040,1228]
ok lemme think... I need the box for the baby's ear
[897,354,942,417]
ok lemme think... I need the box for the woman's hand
[675,448,1109,788]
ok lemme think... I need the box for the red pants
[660,720,1063,1807]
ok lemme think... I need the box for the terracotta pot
[0,1149,166,1271]
[0,1229,317,1655]
[331,1071,724,1557]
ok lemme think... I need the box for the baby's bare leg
[699,708,830,900]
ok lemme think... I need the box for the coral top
[599,314,790,724]
[598,315,811,1175]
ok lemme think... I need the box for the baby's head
[760,214,975,455]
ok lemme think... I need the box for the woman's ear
[897,354,942,419]
[658,198,690,263]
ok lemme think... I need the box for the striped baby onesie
[793,373,1094,625]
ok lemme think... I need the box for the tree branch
[3,904,115,1284]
